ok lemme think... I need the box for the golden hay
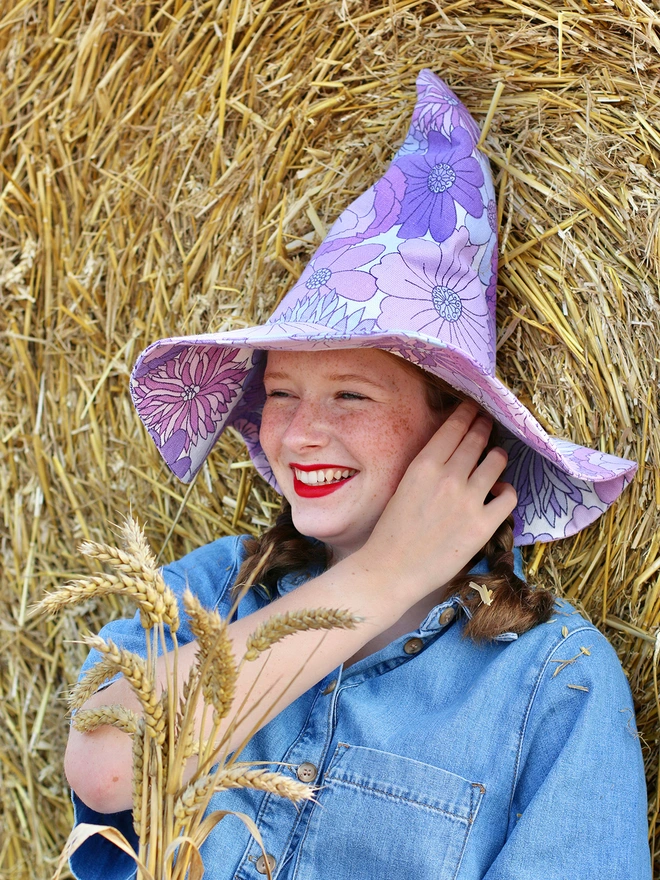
[0,0,658,876]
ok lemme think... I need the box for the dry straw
[1,0,659,876]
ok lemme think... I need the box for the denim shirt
[70,536,650,880]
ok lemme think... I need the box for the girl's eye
[265,390,292,398]
[337,391,367,401]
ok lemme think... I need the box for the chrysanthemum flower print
[271,289,376,335]
[502,438,587,542]
[373,229,491,368]
[396,127,484,243]
[133,345,249,453]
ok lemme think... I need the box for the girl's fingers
[469,445,509,494]
[421,400,481,464]
[485,479,518,518]
[445,413,493,475]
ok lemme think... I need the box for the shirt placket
[234,668,343,880]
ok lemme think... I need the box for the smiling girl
[65,71,650,879]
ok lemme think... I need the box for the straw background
[0,0,658,876]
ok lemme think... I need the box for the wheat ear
[85,635,166,744]
[132,718,146,836]
[121,516,158,569]
[175,667,202,761]
[78,538,179,633]
[183,589,237,723]
[174,767,314,821]
[68,656,120,710]
[244,608,360,661]
[73,704,140,736]
[38,570,179,632]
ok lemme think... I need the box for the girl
[65,70,651,879]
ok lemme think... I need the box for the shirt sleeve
[481,625,651,880]
[69,536,246,880]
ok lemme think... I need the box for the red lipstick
[290,464,357,498]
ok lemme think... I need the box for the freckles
[369,409,417,481]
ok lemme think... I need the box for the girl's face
[260,348,446,562]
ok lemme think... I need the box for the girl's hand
[356,401,517,606]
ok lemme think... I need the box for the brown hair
[236,353,554,641]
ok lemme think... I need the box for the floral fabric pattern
[411,70,481,142]
[275,242,385,306]
[373,230,492,369]
[132,345,250,478]
[318,169,406,255]
[270,289,376,335]
[395,127,485,242]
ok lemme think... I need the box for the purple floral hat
[130,69,636,545]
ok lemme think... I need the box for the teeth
[294,468,357,486]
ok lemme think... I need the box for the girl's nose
[281,399,329,450]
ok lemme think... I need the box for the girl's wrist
[327,549,417,628]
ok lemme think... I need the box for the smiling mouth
[293,467,358,486]
[290,465,358,498]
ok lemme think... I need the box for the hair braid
[448,516,555,640]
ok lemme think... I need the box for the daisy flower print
[373,228,492,369]
[395,127,485,243]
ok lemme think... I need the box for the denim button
[322,678,337,694]
[296,762,318,782]
[439,608,456,626]
[256,854,276,874]
[404,637,423,655]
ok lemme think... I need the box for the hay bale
[0,0,658,875]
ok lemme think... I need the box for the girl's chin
[289,512,371,557]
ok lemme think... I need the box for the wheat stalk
[121,516,159,569]
[40,523,362,877]
[173,766,314,822]
[68,657,121,710]
[183,589,238,723]
[38,571,179,631]
[244,608,361,661]
[79,540,152,573]
[174,666,202,762]
[78,538,179,632]
[132,718,146,837]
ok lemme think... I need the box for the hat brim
[130,321,636,546]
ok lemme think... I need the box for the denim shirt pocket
[292,743,485,880]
